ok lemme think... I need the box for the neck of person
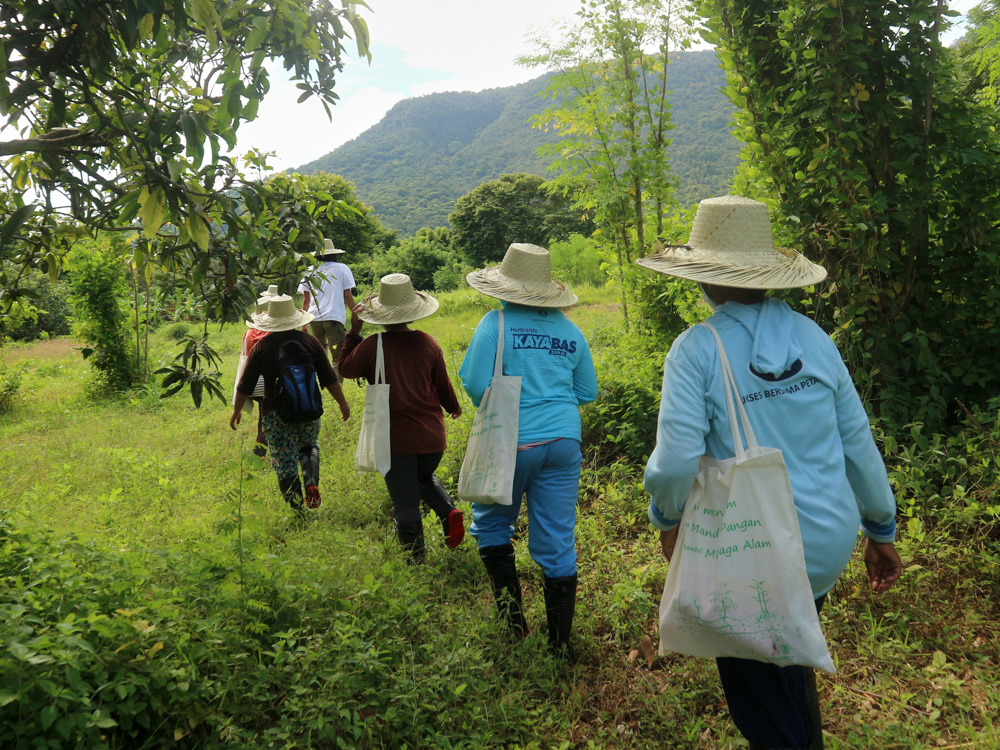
[702,284,768,306]
[383,323,411,332]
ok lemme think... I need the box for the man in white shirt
[298,238,356,381]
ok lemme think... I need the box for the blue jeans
[470,438,581,578]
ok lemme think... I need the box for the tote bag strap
[375,333,386,385]
[703,322,759,461]
[493,310,505,380]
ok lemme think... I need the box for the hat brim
[466,267,578,308]
[247,309,315,332]
[635,246,827,290]
[357,290,439,325]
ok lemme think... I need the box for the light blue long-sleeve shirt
[460,303,598,444]
[644,298,897,596]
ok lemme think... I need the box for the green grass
[1,287,998,748]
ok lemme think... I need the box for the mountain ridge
[296,50,741,235]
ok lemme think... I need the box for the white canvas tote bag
[658,323,836,673]
[355,333,391,476]
[458,310,522,505]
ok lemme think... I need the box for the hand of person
[339,400,351,421]
[864,538,902,594]
[349,304,364,335]
[450,409,462,420]
[229,410,242,430]
[659,526,680,562]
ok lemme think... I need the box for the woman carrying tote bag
[460,243,598,657]
[340,274,464,562]
[638,196,902,750]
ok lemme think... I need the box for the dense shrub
[548,233,606,288]
[582,335,667,466]
[162,322,192,341]
[0,264,72,342]
[68,243,139,394]
[0,364,25,414]
[0,514,573,749]
[884,396,1000,542]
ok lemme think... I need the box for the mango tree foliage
[702,0,1000,431]
[449,173,593,267]
[0,0,371,317]
[519,0,697,330]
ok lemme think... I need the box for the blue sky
[234,0,981,173]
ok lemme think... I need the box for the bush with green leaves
[0,263,72,342]
[162,322,191,341]
[68,241,138,394]
[883,396,1000,542]
[0,363,25,414]
[582,334,668,466]
[548,233,606,287]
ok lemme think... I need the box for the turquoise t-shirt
[459,303,598,444]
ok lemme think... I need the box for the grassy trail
[1,287,998,749]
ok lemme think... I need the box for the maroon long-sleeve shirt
[340,330,461,455]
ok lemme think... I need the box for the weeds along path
[1,286,998,748]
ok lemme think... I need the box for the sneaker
[304,485,322,510]
[443,508,465,549]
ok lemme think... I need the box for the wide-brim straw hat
[320,237,345,261]
[358,273,439,325]
[466,243,578,308]
[248,294,314,332]
[251,284,281,317]
[635,195,827,290]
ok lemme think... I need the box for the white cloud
[232,0,984,171]
[231,0,583,170]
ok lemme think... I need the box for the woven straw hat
[320,237,345,260]
[249,284,281,320]
[358,274,439,325]
[248,294,314,332]
[252,284,280,314]
[466,243,578,308]
[636,196,827,290]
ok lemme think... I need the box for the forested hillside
[296,50,739,235]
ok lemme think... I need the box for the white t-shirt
[297,261,356,324]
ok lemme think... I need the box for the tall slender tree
[519,0,696,329]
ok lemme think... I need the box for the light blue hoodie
[460,303,598,443]
[644,298,897,596]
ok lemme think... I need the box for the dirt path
[2,338,78,364]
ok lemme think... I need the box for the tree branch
[0,129,101,156]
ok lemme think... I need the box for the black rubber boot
[299,446,321,509]
[542,572,578,659]
[277,476,304,515]
[479,544,528,636]
[396,521,426,564]
[419,475,455,517]
[420,476,464,548]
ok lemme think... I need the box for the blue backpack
[274,334,324,423]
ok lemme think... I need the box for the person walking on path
[339,274,465,562]
[232,284,280,457]
[298,238,356,380]
[638,195,902,750]
[459,243,598,658]
[230,294,350,514]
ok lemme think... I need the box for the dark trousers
[383,452,446,524]
[716,595,826,750]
